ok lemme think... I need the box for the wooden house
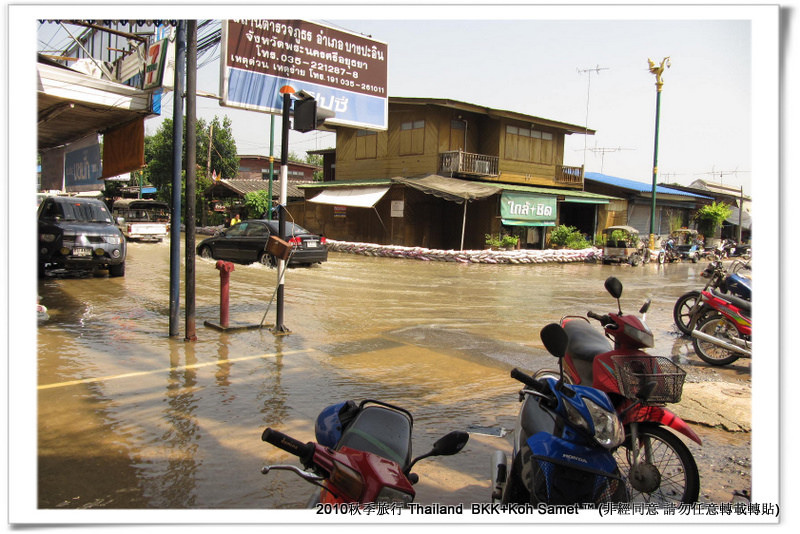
[294,97,614,249]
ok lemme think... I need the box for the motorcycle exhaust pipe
[691,329,751,356]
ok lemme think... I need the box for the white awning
[308,186,390,208]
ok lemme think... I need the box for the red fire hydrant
[215,260,235,328]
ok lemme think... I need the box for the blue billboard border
[221,67,387,131]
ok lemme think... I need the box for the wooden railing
[439,150,499,177]
[556,165,584,185]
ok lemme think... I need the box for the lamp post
[648,57,670,250]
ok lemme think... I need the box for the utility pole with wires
[577,65,610,169]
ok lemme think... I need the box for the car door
[241,222,270,262]
[215,222,249,261]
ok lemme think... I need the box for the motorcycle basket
[611,355,686,404]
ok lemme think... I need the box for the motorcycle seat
[711,289,751,316]
[563,320,612,362]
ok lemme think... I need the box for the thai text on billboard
[221,20,388,130]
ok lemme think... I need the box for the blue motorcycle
[491,323,629,505]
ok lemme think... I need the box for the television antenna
[577,65,610,169]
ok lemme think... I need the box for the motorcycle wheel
[614,425,700,504]
[692,314,742,366]
[673,291,704,335]
[658,251,666,264]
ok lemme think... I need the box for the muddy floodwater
[33,238,754,513]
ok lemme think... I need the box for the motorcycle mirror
[431,430,470,457]
[540,323,568,359]
[604,277,623,299]
[405,431,470,477]
[639,299,651,314]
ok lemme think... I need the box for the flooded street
[35,238,753,512]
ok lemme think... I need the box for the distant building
[584,172,712,236]
[237,155,320,182]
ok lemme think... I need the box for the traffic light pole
[274,88,293,334]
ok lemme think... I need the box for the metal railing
[439,150,499,177]
[556,165,584,185]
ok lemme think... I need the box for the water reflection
[36,242,749,509]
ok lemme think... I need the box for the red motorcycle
[555,276,701,504]
[690,289,752,366]
[261,404,469,506]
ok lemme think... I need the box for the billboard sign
[64,138,102,192]
[220,20,388,130]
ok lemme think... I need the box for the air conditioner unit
[473,160,490,174]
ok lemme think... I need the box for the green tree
[244,190,273,219]
[144,115,239,204]
[305,152,324,181]
[694,201,732,238]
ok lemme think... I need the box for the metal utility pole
[169,21,186,337]
[185,20,197,342]
[269,115,275,220]
[647,56,670,250]
[577,65,609,169]
[274,86,294,334]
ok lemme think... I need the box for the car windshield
[61,201,113,223]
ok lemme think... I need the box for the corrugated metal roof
[210,179,306,199]
[585,172,712,199]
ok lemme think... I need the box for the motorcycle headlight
[585,399,625,449]
[375,486,414,505]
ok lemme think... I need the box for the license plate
[306,240,317,248]
[72,247,92,257]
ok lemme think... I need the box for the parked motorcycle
[673,260,752,335]
[261,400,469,506]
[691,289,752,366]
[557,277,701,503]
[720,238,752,260]
[491,323,628,505]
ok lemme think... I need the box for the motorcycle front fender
[622,405,702,445]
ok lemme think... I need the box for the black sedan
[197,220,328,266]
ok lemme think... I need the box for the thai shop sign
[500,192,557,226]
[64,135,102,192]
[220,20,388,130]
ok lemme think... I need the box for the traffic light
[292,92,335,132]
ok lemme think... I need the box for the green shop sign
[500,192,557,226]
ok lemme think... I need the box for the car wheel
[259,252,276,268]
[199,246,214,260]
[109,262,126,277]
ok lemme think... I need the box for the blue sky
[178,7,768,195]
[27,4,776,196]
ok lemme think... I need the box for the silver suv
[38,196,127,277]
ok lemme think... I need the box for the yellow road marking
[37,348,315,390]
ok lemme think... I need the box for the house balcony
[439,150,499,177]
[556,165,584,186]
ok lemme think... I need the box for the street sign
[220,20,388,130]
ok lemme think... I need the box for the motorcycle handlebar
[587,310,610,324]
[262,428,316,465]
[511,368,547,394]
